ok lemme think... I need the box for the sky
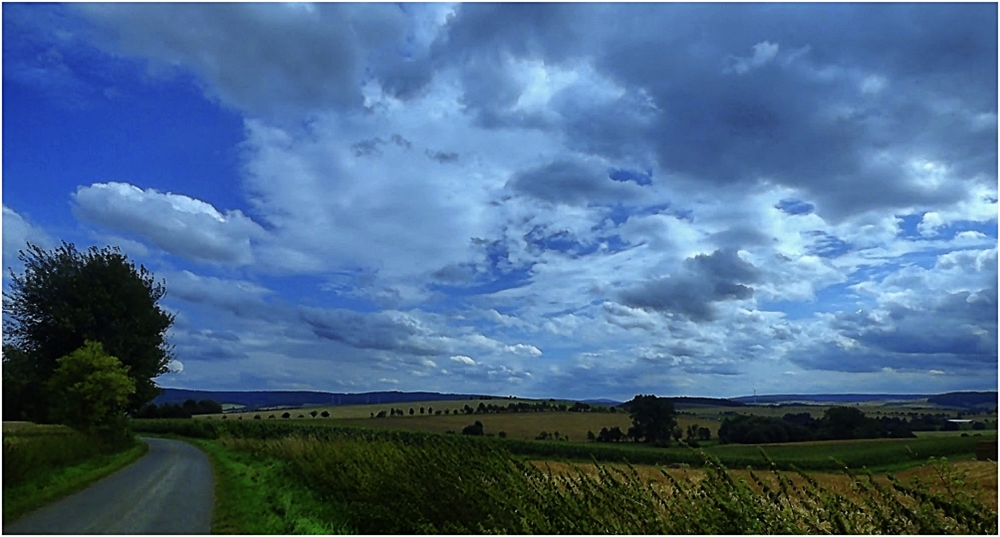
[2,3,997,400]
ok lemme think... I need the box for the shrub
[462,421,485,436]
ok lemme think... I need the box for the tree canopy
[3,242,174,421]
[625,394,678,446]
[46,340,136,447]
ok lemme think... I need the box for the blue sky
[3,3,997,400]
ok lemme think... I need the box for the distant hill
[729,394,930,405]
[666,396,745,408]
[616,396,745,409]
[153,388,492,411]
[582,398,623,406]
[926,391,998,410]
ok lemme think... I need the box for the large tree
[625,394,678,446]
[3,242,174,420]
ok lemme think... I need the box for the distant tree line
[717,407,917,444]
[369,400,620,419]
[134,399,223,419]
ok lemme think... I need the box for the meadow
[135,419,998,534]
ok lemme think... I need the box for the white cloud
[2,205,52,272]
[728,41,780,74]
[506,343,542,357]
[72,182,265,265]
[450,355,477,365]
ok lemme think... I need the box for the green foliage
[156,421,997,534]
[626,394,678,445]
[3,428,102,488]
[184,438,351,534]
[2,242,174,419]
[45,341,136,448]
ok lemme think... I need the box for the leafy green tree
[45,341,135,447]
[3,242,174,420]
[2,344,41,420]
[625,394,677,446]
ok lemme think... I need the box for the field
[196,399,726,442]
[536,458,999,511]
[136,419,998,534]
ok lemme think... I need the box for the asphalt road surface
[4,437,214,534]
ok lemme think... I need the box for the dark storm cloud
[438,3,997,221]
[507,160,642,206]
[619,249,761,322]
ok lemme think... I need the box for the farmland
[135,418,998,534]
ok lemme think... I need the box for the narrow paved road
[4,437,214,535]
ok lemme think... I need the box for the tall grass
[137,420,997,534]
[3,428,102,488]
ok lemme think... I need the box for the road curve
[4,437,214,535]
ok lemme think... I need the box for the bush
[462,421,485,436]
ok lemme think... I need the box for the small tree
[45,341,135,449]
[409,407,415,416]
[626,394,677,446]
[462,420,485,436]
[310,410,318,418]
[320,410,330,418]
[282,412,291,419]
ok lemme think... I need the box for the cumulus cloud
[75,3,410,117]
[450,355,477,365]
[299,307,453,357]
[619,249,761,322]
[2,205,51,271]
[72,182,265,265]
[17,3,993,397]
[164,270,273,318]
[506,343,542,357]
[507,159,645,206]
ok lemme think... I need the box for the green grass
[2,440,148,523]
[163,436,351,534]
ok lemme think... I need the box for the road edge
[3,440,150,525]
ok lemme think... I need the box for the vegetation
[45,341,136,449]
[172,437,350,534]
[719,407,916,445]
[133,419,997,534]
[135,399,224,419]
[3,424,147,522]
[3,242,174,420]
[625,394,678,446]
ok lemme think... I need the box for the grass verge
[172,436,352,534]
[2,440,148,523]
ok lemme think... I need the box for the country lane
[4,437,214,534]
